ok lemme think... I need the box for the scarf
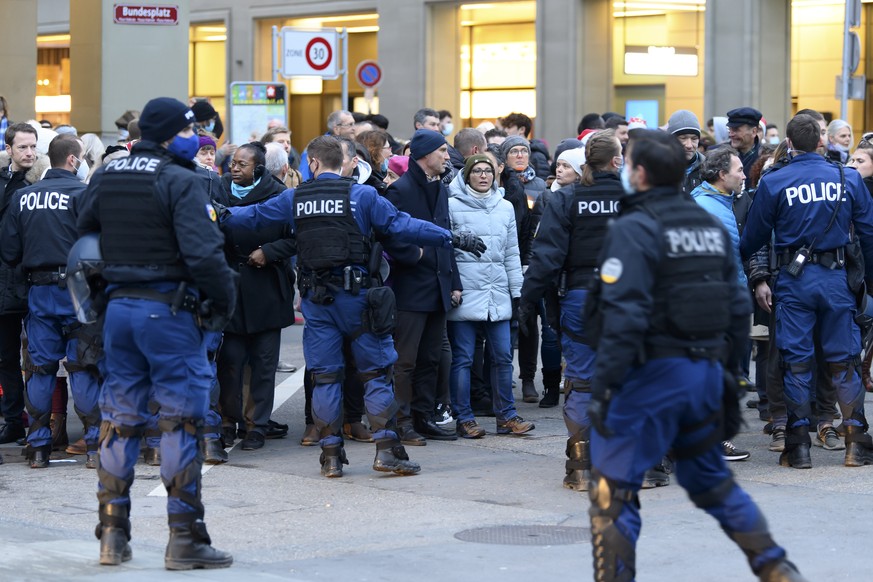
[515,166,537,184]
[230,176,261,199]
[466,184,491,199]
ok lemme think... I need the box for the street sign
[835,75,866,101]
[281,28,339,78]
[355,60,383,89]
[228,82,287,146]
[113,4,179,25]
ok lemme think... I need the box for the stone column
[0,0,38,123]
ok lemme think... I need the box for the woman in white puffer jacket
[447,153,532,439]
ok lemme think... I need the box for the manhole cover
[454,525,589,546]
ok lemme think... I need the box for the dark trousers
[217,329,281,435]
[303,341,366,426]
[393,310,446,423]
[0,312,25,426]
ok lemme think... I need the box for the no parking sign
[355,60,383,89]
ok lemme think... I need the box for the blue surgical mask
[75,157,89,182]
[381,159,389,173]
[203,120,215,133]
[441,123,454,136]
[167,133,200,160]
[620,163,635,195]
[768,136,780,145]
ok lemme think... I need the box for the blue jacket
[691,181,747,287]
[740,153,873,278]
[446,173,522,322]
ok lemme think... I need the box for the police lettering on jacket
[104,156,161,173]
[295,196,345,217]
[577,199,620,216]
[664,226,725,257]
[19,191,69,211]
[784,181,843,207]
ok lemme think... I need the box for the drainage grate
[454,525,589,546]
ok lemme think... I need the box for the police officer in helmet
[741,113,873,469]
[221,135,485,478]
[1,133,102,469]
[586,130,806,581]
[76,97,238,569]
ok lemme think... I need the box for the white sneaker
[435,403,454,426]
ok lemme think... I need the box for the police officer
[222,135,485,478]
[0,133,101,469]
[76,97,238,569]
[520,130,623,492]
[587,130,805,581]
[741,113,873,469]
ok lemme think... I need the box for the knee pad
[358,365,394,385]
[157,417,204,438]
[828,356,862,379]
[74,403,102,431]
[313,369,344,385]
[98,420,145,446]
[567,379,592,393]
[23,391,51,433]
[689,476,736,509]
[588,469,638,582]
[780,359,813,376]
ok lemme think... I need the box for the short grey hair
[413,107,439,127]
[264,142,288,176]
[701,146,739,184]
[326,110,352,132]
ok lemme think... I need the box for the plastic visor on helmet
[66,233,105,324]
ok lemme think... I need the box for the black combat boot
[96,503,132,566]
[51,413,69,451]
[165,519,233,570]
[373,437,420,475]
[25,443,51,469]
[779,424,812,469]
[142,444,161,466]
[563,431,591,491]
[203,438,228,465]
[85,443,99,469]
[641,456,672,488]
[539,368,562,408]
[319,443,349,478]
[844,424,873,466]
[757,558,809,582]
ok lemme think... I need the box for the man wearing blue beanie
[76,96,237,570]
[384,128,461,443]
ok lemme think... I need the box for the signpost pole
[341,28,349,111]
[840,0,852,120]
[272,26,279,83]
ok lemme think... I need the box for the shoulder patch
[600,257,623,284]
[206,203,217,222]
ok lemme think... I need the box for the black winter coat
[0,166,30,314]
[218,173,296,334]
[383,159,461,312]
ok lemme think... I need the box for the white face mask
[620,163,635,195]
[75,157,89,182]
[441,123,454,136]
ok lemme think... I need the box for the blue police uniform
[741,152,873,468]
[521,172,622,491]
[224,171,458,477]
[0,166,101,467]
[78,126,237,568]
[588,185,798,581]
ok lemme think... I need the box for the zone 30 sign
[281,29,339,78]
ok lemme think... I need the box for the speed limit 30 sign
[282,28,338,78]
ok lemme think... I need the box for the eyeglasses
[508,147,529,157]
[229,160,250,169]
[470,168,494,176]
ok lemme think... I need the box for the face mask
[203,120,215,133]
[75,158,89,182]
[441,123,454,136]
[167,133,200,160]
[620,163,635,195]
[768,136,780,145]
[381,159,389,173]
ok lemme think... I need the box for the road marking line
[147,366,306,497]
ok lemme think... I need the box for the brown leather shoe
[300,423,320,446]
[66,437,87,455]
[343,421,374,442]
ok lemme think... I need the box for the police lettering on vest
[104,156,161,174]
[295,197,345,217]
[784,181,843,207]
[577,199,620,216]
[20,191,70,212]
[664,227,726,257]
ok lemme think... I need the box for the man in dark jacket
[667,109,705,197]
[383,129,460,443]
[216,142,295,452]
[0,123,38,444]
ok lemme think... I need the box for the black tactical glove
[451,231,487,257]
[589,385,614,437]
[197,299,231,332]
[211,200,230,222]
[516,299,534,336]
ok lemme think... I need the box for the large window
[36,34,71,126]
[189,23,227,130]
[460,1,536,126]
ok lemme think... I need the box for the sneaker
[434,403,454,426]
[456,419,485,439]
[722,440,750,461]
[813,425,845,451]
[769,427,786,452]
[496,416,535,435]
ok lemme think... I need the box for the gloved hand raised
[211,200,229,222]
[516,299,534,336]
[452,231,487,257]
[589,384,615,437]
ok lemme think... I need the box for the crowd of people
[3,93,872,581]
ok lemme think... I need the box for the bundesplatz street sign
[113,4,179,25]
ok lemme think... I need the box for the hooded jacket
[691,181,748,286]
[446,172,522,322]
